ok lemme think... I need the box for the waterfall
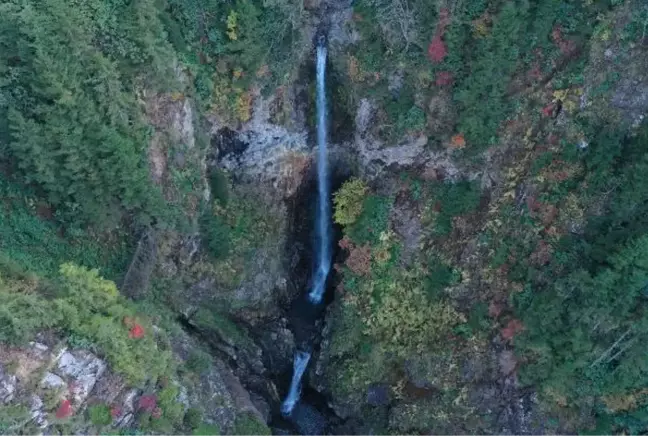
[281,38,331,417]
[281,350,312,415]
[308,40,332,305]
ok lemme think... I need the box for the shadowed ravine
[281,38,332,418]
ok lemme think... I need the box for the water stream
[281,38,331,417]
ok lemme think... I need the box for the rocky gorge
[2,0,648,434]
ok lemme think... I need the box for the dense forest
[1,0,648,434]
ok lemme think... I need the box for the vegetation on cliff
[1,0,648,434]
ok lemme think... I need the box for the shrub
[348,195,392,245]
[208,169,230,207]
[431,180,481,235]
[193,423,221,435]
[88,404,112,427]
[397,106,426,134]
[232,413,270,436]
[184,408,203,430]
[186,350,212,375]
[334,179,369,226]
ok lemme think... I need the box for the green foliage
[192,308,250,348]
[158,385,185,426]
[0,404,30,434]
[232,412,270,436]
[200,211,232,260]
[347,195,393,245]
[184,408,203,430]
[88,405,112,427]
[423,256,460,300]
[200,190,277,263]
[397,106,426,135]
[208,169,230,207]
[333,178,369,226]
[164,0,306,110]
[0,261,172,385]
[0,179,129,280]
[192,423,221,435]
[186,350,212,375]
[429,180,481,235]
[0,0,171,227]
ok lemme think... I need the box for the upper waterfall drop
[308,41,332,305]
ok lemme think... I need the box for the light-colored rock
[29,395,48,429]
[215,90,310,197]
[56,350,106,404]
[41,372,66,390]
[0,364,17,403]
[114,389,139,428]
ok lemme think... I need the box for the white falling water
[281,40,331,417]
[308,42,332,305]
[281,350,311,415]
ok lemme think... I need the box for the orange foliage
[450,133,466,149]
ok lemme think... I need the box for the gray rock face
[213,90,310,198]
[0,364,17,404]
[57,350,107,404]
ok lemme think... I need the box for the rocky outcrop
[0,328,270,435]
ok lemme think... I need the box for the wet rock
[366,384,390,406]
[258,319,295,377]
[290,402,327,435]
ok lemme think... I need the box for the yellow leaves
[235,91,252,123]
[359,269,464,356]
[226,10,238,41]
[333,178,369,225]
[471,13,491,38]
[348,55,359,81]
[170,91,184,102]
[552,87,583,113]
[602,389,648,413]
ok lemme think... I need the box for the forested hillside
[1,0,648,434]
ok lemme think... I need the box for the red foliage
[428,34,447,63]
[435,71,454,86]
[526,195,541,214]
[501,319,524,340]
[138,394,157,412]
[550,26,576,55]
[110,406,121,419]
[56,399,73,419]
[530,240,553,266]
[542,104,555,117]
[488,301,504,318]
[129,324,145,339]
[338,236,352,250]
